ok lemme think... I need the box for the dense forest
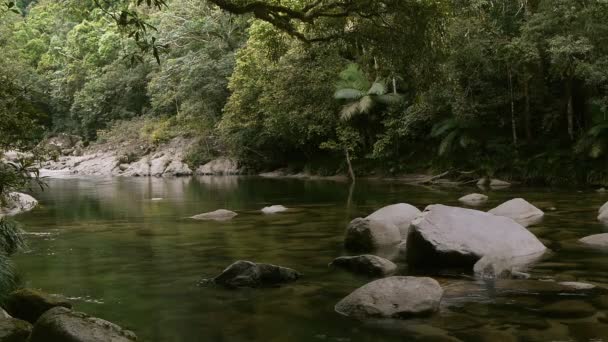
[2,0,608,184]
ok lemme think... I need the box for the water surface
[13,176,608,341]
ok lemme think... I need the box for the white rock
[345,218,402,252]
[196,158,239,175]
[163,159,192,177]
[407,205,546,269]
[488,198,544,227]
[191,209,237,221]
[366,203,421,239]
[489,179,511,188]
[580,233,608,248]
[261,205,288,214]
[0,192,38,217]
[458,193,488,206]
[558,282,596,290]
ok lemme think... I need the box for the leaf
[431,118,458,138]
[438,130,458,156]
[375,93,403,105]
[340,102,362,121]
[358,95,374,114]
[367,81,386,96]
[334,88,364,100]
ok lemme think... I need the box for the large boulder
[0,317,32,342]
[261,205,288,214]
[489,179,511,188]
[4,289,72,324]
[406,205,546,269]
[0,192,38,217]
[190,209,237,221]
[329,255,397,277]
[344,218,402,252]
[196,158,239,175]
[211,260,301,288]
[458,193,488,206]
[28,307,137,342]
[365,203,421,238]
[598,202,608,222]
[488,198,544,227]
[580,233,608,248]
[163,159,193,177]
[335,276,443,319]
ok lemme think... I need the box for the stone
[540,300,596,318]
[406,205,546,269]
[580,233,608,248]
[458,193,488,206]
[162,159,193,177]
[196,158,239,175]
[0,192,38,217]
[558,281,596,290]
[489,179,511,188]
[261,205,288,214]
[211,260,301,288]
[335,276,443,319]
[190,209,237,221]
[344,218,402,252]
[0,317,31,342]
[29,307,136,342]
[488,198,544,227]
[473,254,544,280]
[4,289,72,324]
[149,155,170,177]
[365,203,421,238]
[476,177,489,186]
[599,202,608,222]
[329,255,397,277]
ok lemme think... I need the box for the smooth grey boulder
[580,233,608,248]
[365,203,421,238]
[335,276,443,319]
[4,289,72,324]
[190,209,237,221]
[344,218,402,252]
[261,205,288,214]
[0,192,37,217]
[212,260,301,288]
[598,202,608,222]
[406,205,546,269]
[0,317,31,342]
[488,198,544,227]
[329,255,397,277]
[458,193,488,206]
[196,158,239,175]
[489,179,511,188]
[28,307,136,342]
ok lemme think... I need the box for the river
[12,176,608,341]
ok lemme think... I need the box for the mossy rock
[4,289,72,324]
[0,317,32,342]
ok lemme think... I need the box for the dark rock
[0,317,32,342]
[4,289,72,324]
[540,300,596,318]
[329,255,397,277]
[212,260,301,288]
[29,307,136,342]
[335,276,443,319]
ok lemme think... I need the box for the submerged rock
[488,198,544,227]
[473,253,544,280]
[541,300,596,318]
[29,307,137,342]
[558,281,596,290]
[211,260,301,288]
[406,205,546,269]
[190,209,237,221]
[329,255,397,277]
[458,193,488,206]
[4,289,72,324]
[344,218,402,252]
[261,205,288,214]
[0,317,32,342]
[489,179,511,188]
[365,203,421,239]
[0,192,38,217]
[335,276,443,319]
[579,233,608,248]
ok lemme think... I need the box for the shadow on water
[12,176,608,341]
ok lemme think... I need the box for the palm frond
[340,102,363,121]
[367,81,386,96]
[334,88,365,100]
[358,95,375,114]
[335,63,370,91]
[0,218,26,256]
[375,93,404,105]
[588,122,608,137]
[438,130,459,156]
[431,118,458,138]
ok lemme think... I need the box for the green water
[12,176,608,341]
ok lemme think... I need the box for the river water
[12,176,608,341]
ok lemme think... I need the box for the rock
[118,163,130,171]
[29,307,136,342]
[261,205,288,214]
[489,179,511,188]
[473,253,544,280]
[162,159,192,177]
[599,202,608,222]
[540,300,595,318]
[335,276,443,319]
[597,187,607,193]
[121,158,150,177]
[211,260,301,288]
[344,218,402,252]
[458,193,488,206]
[0,317,32,342]
[558,281,596,290]
[150,155,170,177]
[329,255,397,277]
[365,203,421,238]
[580,233,608,248]
[488,198,544,227]
[4,289,72,324]
[476,177,489,186]
[406,205,546,269]
[190,209,237,221]
[1,309,10,319]
[0,192,38,217]
[196,158,239,175]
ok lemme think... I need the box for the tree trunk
[508,67,518,146]
[523,76,532,141]
[345,147,355,182]
[566,78,574,140]
[392,77,397,95]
